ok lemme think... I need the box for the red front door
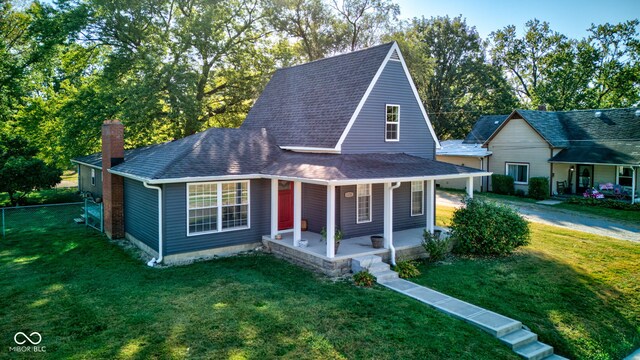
[278,181,294,230]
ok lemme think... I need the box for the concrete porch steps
[351,255,568,360]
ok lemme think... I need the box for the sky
[394,0,640,39]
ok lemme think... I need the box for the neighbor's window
[506,163,529,184]
[221,182,249,230]
[187,181,250,235]
[91,168,96,186]
[411,181,424,216]
[356,184,372,223]
[618,166,633,186]
[385,104,400,141]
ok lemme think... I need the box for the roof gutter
[70,159,102,170]
[143,182,163,266]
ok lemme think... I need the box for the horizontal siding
[124,178,159,251]
[435,156,484,192]
[78,164,102,198]
[163,179,270,256]
[392,182,426,231]
[341,60,435,159]
[488,118,551,194]
[301,183,328,233]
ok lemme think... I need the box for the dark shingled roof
[73,128,284,180]
[463,115,508,144]
[241,42,394,148]
[261,152,485,181]
[550,141,640,165]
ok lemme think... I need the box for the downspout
[389,182,401,266]
[143,182,163,266]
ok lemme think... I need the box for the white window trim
[186,180,251,237]
[617,166,633,186]
[91,168,96,186]
[411,181,424,216]
[356,184,372,224]
[505,163,529,185]
[385,104,400,142]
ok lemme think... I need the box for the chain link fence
[1,200,102,240]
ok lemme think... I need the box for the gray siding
[301,183,328,233]
[341,60,436,159]
[78,164,102,198]
[162,179,270,256]
[339,182,426,238]
[124,178,159,251]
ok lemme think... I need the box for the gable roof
[241,42,439,151]
[463,115,508,144]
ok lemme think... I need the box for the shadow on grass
[413,248,639,360]
[0,223,520,359]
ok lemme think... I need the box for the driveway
[437,191,640,243]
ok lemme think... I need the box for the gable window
[356,184,372,223]
[411,181,424,216]
[385,104,400,141]
[617,166,633,186]
[506,163,529,184]
[188,181,249,236]
[91,168,96,186]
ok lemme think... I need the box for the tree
[332,0,399,51]
[389,16,517,139]
[0,134,62,206]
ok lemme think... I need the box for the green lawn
[0,187,81,207]
[0,207,518,359]
[426,206,640,360]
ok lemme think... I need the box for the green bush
[394,260,421,279]
[515,189,526,197]
[565,197,640,211]
[353,270,376,287]
[451,198,530,256]
[528,177,549,200]
[422,229,450,262]
[491,174,514,195]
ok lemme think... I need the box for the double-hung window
[356,184,372,223]
[506,163,529,184]
[411,181,424,216]
[385,104,400,141]
[188,181,249,235]
[617,166,633,186]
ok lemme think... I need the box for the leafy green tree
[390,16,518,139]
[0,134,62,206]
[332,0,399,51]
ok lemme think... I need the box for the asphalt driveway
[437,191,640,242]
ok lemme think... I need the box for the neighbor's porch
[552,162,639,203]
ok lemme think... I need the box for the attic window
[389,49,400,61]
[385,104,400,141]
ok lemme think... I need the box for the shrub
[491,174,514,195]
[422,229,450,262]
[515,189,526,198]
[353,270,376,287]
[565,197,640,211]
[528,177,549,200]
[394,260,421,279]
[451,198,530,256]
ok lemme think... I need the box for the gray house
[72,42,488,274]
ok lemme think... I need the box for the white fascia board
[279,146,341,154]
[71,160,102,170]
[107,170,264,184]
[335,42,441,151]
[436,152,492,158]
[334,44,395,151]
[326,172,493,186]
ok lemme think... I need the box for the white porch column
[293,181,302,246]
[426,179,435,233]
[466,176,474,199]
[383,183,392,249]
[632,166,637,204]
[270,179,278,239]
[326,184,336,258]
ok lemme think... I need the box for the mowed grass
[0,207,519,359]
[425,206,640,360]
[0,187,81,207]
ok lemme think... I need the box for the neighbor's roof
[241,42,395,149]
[463,115,508,144]
[550,140,640,165]
[73,128,284,180]
[436,140,491,157]
[261,152,487,183]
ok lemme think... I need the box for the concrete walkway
[437,191,640,242]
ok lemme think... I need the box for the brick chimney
[102,120,125,239]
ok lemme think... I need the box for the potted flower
[321,227,344,255]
